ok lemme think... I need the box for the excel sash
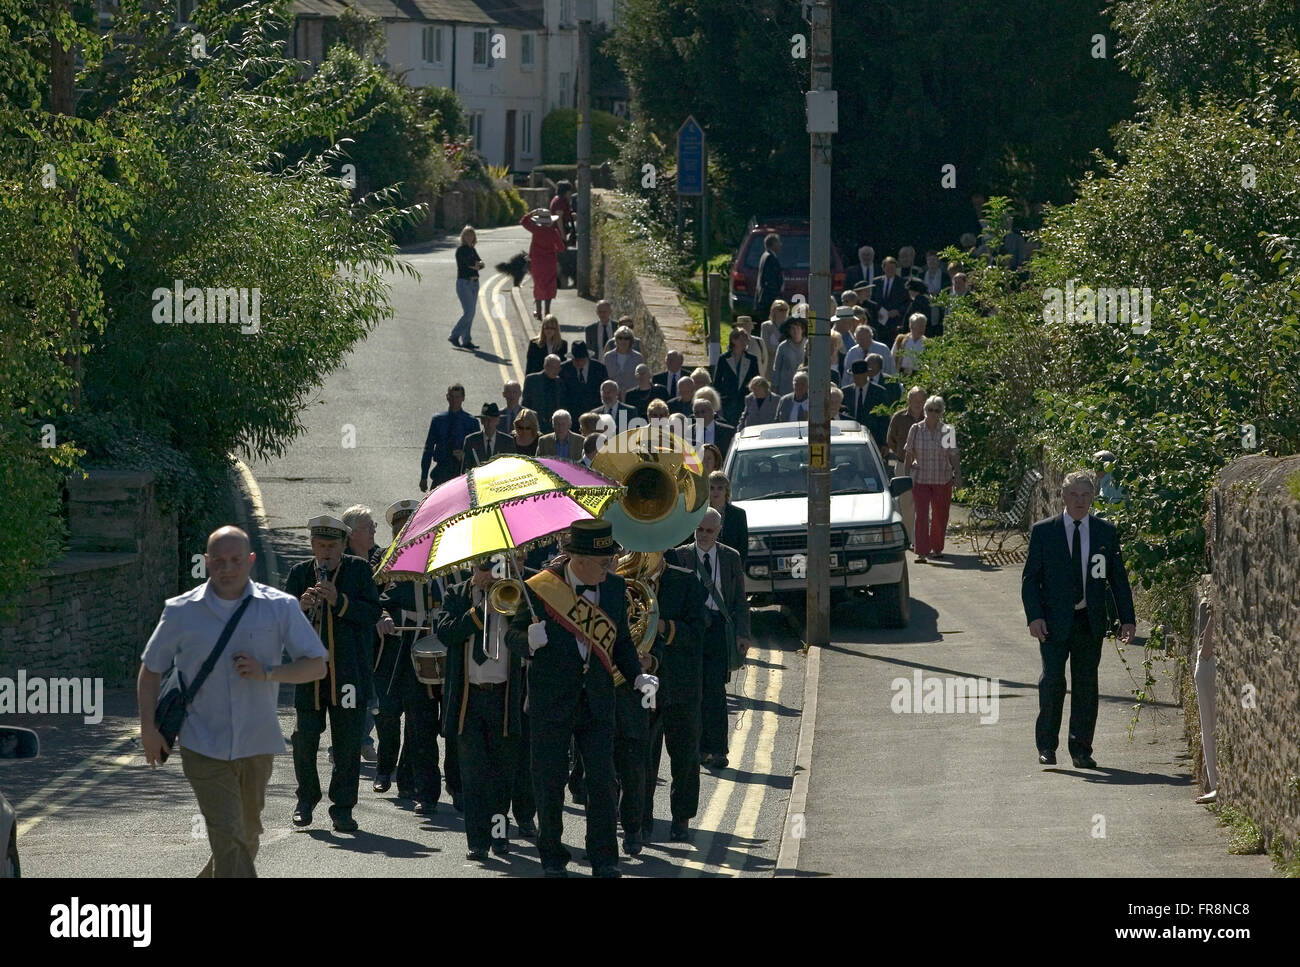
[527,569,617,677]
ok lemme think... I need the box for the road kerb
[775,642,819,876]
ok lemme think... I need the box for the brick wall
[0,470,178,687]
[1206,453,1300,855]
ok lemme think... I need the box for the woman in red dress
[521,209,566,320]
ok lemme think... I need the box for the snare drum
[410,635,448,686]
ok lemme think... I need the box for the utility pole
[575,3,593,298]
[805,0,836,651]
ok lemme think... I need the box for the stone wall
[0,470,178,687]
[590,190,707,372]
[1206,453,1300,855]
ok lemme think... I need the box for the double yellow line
[478,273,528,386]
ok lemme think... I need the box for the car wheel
[4,831,18,878]
[876,563,910,628]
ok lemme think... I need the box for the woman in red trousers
[902,394,963,562]
[521,209,566,320]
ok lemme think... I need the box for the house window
[421,26,443,65]
[521,111,534,157]
[559,72,569,108]
[521,32,534,69]
[473,29,490,67]
[470,111,485,151]
[560,0,575,25]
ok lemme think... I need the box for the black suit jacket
[285,555,382,711]
[593,401,636,427]
[698,420,735,458]
[647,562,709,708]
[505,561,640,723]
[668,397,695,418]
[625,384,669,418]
[521,372,565,433]
[654,369,689,399]
[720,502,749,570]
[845,261,880,290]
[1021,514,1136,645]
[377,576,445,702]
[437,579,526,737]
[667,543,749,683]
[712,352,760,424]
[460,430,516,472]
[525,339,568,376]
[584,321,619,361]
[874,274,909,322]
[560,359,607,416]
[845,380,893,448]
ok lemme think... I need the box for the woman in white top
[893,312,928,376]
[771,317,807,396]
[603,325,643,395]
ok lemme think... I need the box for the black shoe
[373,774,392,793]
[491,839,510,857]
[516,818,537,838]
[709,755,729,770]
[623,832,643,856]
[669,822,693,843]
[542,864,568,878]
[331,813,358,833]
[467,848,490,862]
[461,340,479,351]
[1038,751,1056,765]
[592,865,621,878]
[413,799,437,816]
[1072,755,1098,769]
[291,804,313,827]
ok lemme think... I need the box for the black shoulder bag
[154,595,253,762]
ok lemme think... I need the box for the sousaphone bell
[590,426,709,552]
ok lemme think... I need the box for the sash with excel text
[527,569,618,676]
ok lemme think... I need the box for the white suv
[723,420,913,626]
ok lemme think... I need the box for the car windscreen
[729,443,884,501]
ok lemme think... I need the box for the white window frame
[421,26,444,65]
[559,72,569,108]
[470,111,486,151]
[473,28,490,68]
[521,111,534,158]
[521,32,535,70]
[560,0,575,27]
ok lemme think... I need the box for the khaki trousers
[181,747,275,878]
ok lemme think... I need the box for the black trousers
[512,708,535,825]
[645,699,702,828]
[700,612,729,755]
[458,685,519,851]
[292,703,363,819]
[375,669,441,803]
[531,685,618,870]
[1036,609,1104,759]
[613,684,649,837]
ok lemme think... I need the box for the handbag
[154,595,253,762]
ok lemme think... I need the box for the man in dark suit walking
[505,520,658,877]
[669,508,749,770]
[1022,470,1136,769]
[460,403,516,472]
[585,300,618,364]
[654,350,689,401]
[522,355,566,434]
[560,342,606,417]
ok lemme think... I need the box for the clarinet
[312,561,329,623]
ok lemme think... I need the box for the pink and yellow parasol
[374,455,624,580]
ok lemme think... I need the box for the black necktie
[578,583,598,595]
[857,387,864,414]
[1071,519,1084,606]
[472,591,488,664]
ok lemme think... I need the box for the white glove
[634,673,659,709]
[527,621,548,653]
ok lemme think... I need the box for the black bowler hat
[571,341,590,359]
[906,278,926,293]
[851,359,869,374]
[481,402,501,418]
[563,519,621,556]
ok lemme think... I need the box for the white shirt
[141,580,326,760]
[695,545,722,611]
[469,588,509,684]
[593,321,614,360]
[841,341,898,383]
[1062,511,1091,609]
[789,396,807,421]
[564,563,597,659]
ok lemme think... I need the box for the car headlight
[748,535,767,552]
[844,529,884,546]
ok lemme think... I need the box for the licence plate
[776,554,838,571]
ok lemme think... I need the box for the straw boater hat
[308,515,350,540]
[562,519,621,556]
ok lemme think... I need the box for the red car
[729,216,845,314]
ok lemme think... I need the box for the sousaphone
[590,426,710,552]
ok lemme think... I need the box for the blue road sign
[677,116,705,196]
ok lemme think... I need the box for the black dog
[496,251,529,287]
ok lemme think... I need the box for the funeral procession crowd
[135,211,1136,879]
